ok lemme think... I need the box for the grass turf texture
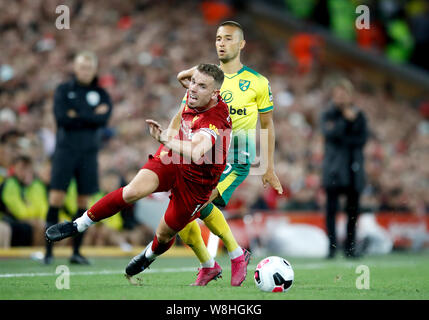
[0,251,428,300]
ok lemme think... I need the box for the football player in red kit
[46,63,231,282]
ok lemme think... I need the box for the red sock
[151,235,175,255]
[87,187,130,222]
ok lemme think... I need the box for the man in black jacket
[44,51,112,264]
[320,78,368,258]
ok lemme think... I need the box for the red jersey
[141,94,231,231]
[175,94,231,186]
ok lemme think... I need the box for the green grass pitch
[1,251,428,300]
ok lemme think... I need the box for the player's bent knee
[122,185,141,203]
[155,231,174,244]
[156,217,177,243]
[156,225,176,243]
[124,169,159,202]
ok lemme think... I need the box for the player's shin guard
[179,221,213,266]
[86,187,131,222]
[202,204,241,258]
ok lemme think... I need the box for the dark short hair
[197,63,224,89]
[219,20,244,39]
[219,21,243,32]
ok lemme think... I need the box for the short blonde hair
[331,77,354,96]
[74,50,98,67]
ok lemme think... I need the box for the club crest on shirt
[86,91,100,106]
[239,79,250,91]
[209,124,219,135]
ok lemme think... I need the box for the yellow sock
[178,220,211,265]
[203,205,239,253]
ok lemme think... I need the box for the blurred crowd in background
[267,0,429,70]
[0,0,428,247]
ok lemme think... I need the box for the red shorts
[141,146,213,231]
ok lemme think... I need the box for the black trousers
[325,186,361,255]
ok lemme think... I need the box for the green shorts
[199,163,250,219]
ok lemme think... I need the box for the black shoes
[326,249,362,259]
[44,222,90,265]
[70,253,91,265]
[344,249,362,259]
[45,221,79,242]
[125,247,154,277]
[327,245,337,259]
[42,253,90,265]
[327,250,336,259]
[43,254,54,265]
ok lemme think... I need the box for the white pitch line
[295,260,418,269]
[0,260,419,278]
[0,266,198,278]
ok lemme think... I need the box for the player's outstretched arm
[259,111,283,195]
[163,132,213,163]
[146,120,213,162]
[177,66,197,89]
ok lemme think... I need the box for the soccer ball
[254,256,294,292]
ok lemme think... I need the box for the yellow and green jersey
[220,65,273,164]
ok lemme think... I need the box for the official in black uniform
[320,78,368,259]
[44,51,112,264]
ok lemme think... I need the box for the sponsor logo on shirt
[229,105,247,115]
[221,90,234,103]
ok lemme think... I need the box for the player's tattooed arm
[177,66,197,89]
